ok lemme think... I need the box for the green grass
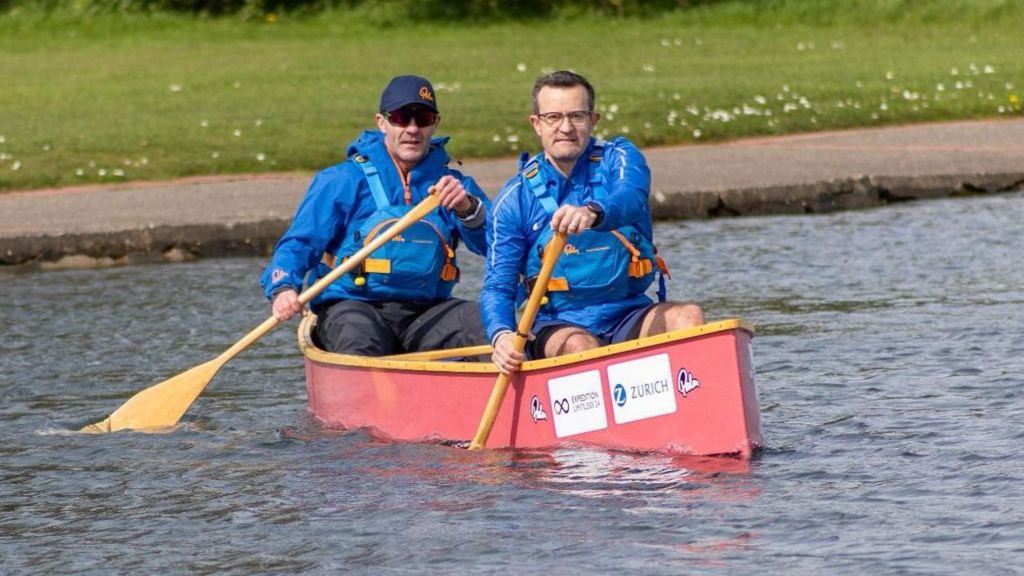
[1,1,1022,191]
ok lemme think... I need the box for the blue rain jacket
[480,137,655,342]
[261,130,490,307]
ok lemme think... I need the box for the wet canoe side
[300,317,762,458]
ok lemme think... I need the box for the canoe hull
[302,318,762,458]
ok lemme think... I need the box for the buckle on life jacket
[610,229,660,279]
[439,243,458,281]
[629,258,654,278]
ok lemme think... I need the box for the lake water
[2,192,1022,574]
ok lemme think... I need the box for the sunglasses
[385,107,439,128]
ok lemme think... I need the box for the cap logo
[419,86,434,102]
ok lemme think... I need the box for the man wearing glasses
[481,70,704,373]
[262,75,491,356]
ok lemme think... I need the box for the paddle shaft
[208,194,442,365]
[468,232,567,450]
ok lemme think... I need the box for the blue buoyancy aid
[520,140,668,310]
[319,153,460,302]
[261,130,489,307]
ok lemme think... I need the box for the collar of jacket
[346,130,452,175]
[535,136,600,186]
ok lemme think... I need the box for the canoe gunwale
[297,314,753,373]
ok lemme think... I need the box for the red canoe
[298,316,763,458]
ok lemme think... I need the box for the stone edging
[2,173,1021,270]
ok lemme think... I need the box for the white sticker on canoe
[607,353,676,424]
[547,370,607,438]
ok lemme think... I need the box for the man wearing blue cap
[261,75,492,356]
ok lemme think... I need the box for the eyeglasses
[385,107,439,128]
[535,111,593,127]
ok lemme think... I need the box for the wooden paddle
[80,192,442,434]
[468,231,566,450]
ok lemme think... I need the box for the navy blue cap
[379,75,438,113]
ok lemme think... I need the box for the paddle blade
[79,358,222,433]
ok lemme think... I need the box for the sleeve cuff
[456,195,485,228]
[270,285,297,300]
[490,329,513,347]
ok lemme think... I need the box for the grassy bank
[1,1,1022,191]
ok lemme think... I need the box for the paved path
[2,118,1022,268]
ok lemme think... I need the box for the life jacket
[522,140,669,311]
[319,153,459,302]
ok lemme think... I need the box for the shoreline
[3,119,1023,271]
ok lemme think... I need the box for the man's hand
[491,331,532,374]
[271,288,303,322]
[433,175,474,216]
[550,204,598,235]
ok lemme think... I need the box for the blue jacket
[480,137,654,342]
[261,130,490,307]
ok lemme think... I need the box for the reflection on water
[1,192,1022,573]
[524,449,756,500]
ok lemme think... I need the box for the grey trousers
[314,298,487,357]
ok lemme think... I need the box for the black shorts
[314,298,487,357]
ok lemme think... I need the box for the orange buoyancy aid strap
[440,243,458,281]
[610,230,641,260]
[655,252,672,280]
[361,258,391,274]
[548,277,569,291]
[610,230,654,279]
[526,275,569,292]
[322,252,391,273]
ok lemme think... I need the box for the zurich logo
[613,383,627,407]
[530,396,548,422]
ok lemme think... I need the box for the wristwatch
[583,201,605,227]
[455,195,481,219]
